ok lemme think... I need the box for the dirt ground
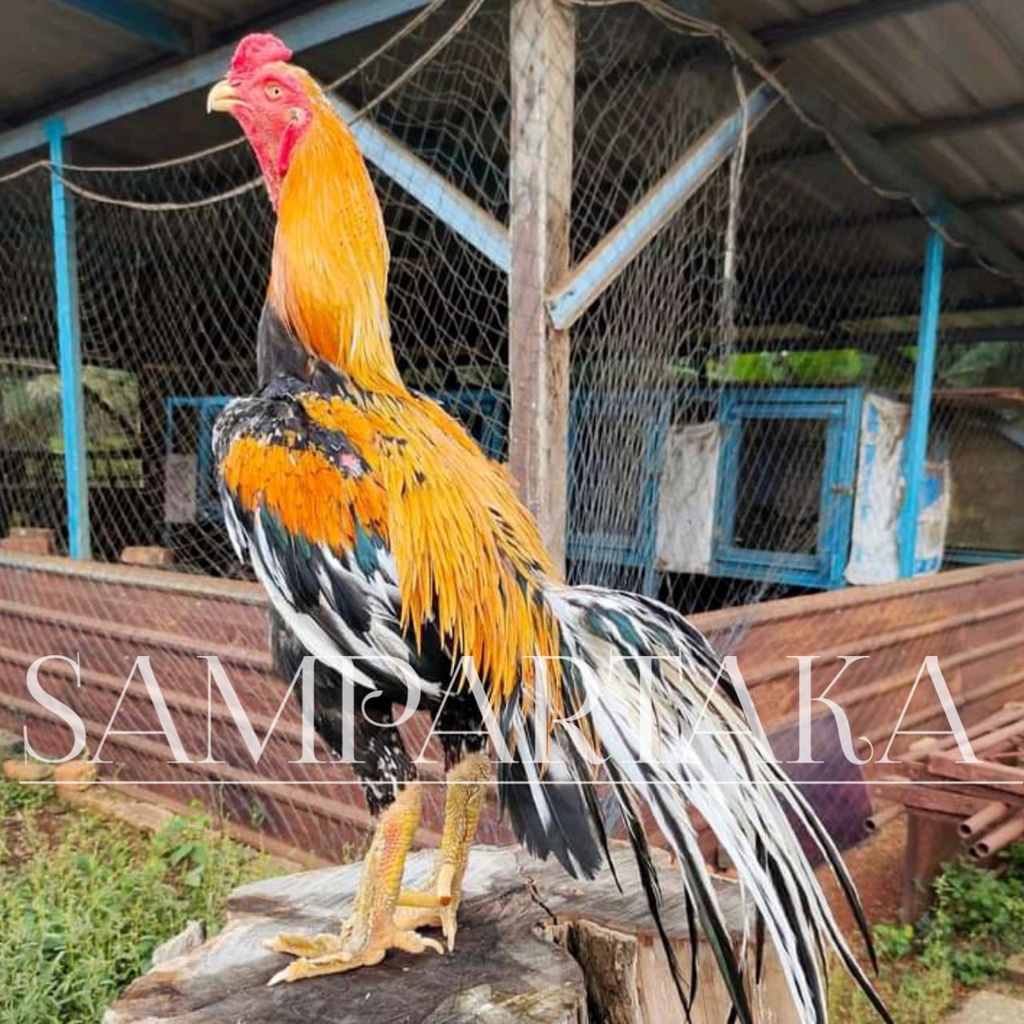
[819,816,909,934]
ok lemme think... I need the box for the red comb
[230,33,292,75]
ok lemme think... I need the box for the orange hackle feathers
[269,73,396,389]
[258,72,563,710]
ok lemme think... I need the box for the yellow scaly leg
[394,752,490,951]
[264,784,442,984]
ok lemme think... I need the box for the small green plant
[831,845,1024,1023]
[922,853,1024,987]
[0,778,54,816]
[0,780,279,1024]
[872,922,914,962]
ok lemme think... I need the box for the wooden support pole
[508,0,575,570]
[901,812,961,923]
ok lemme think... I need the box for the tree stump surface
[104,845,797,1024]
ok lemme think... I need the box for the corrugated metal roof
[0,4,163,117]
[4,0,1024,283]
[721,0,1024,219]
[0,0,293,124]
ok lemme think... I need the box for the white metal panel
[655,422,720,575]
[845,392,905,586]
[845,391,950,585]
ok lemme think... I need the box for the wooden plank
[871,782,984,819]
[507,0,575,569]
[927,753,1024,792]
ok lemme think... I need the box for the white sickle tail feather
[498,585,892,1024]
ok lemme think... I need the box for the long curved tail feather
[499,584,891,1024]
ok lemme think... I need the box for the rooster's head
[207,33,324,206]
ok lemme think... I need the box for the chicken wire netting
[0,0,1021,863]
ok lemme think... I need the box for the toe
[397,888,443,909]
[391,929,445,956]
[392,905,442,932]
[263,931,339,957]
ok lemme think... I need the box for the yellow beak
[206,79,243,114]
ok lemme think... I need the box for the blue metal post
[898,218,945,578]
[45,117,91,560]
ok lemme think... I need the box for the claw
[392,930,445,956]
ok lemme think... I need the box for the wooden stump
[104,846,798,1024]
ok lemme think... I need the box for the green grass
[830,846,1024,1024]
[0,779,279,1024]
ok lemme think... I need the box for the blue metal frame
[46,118,91,560]
[567,388,673,596]
[339,97,509,273]
[166,385,670,594]
[712,387,864,589]
[163,396,234,533]
[944,548,1024,567]
[0,1,511,277]
[53,0,194,54]
[898,222,945,578]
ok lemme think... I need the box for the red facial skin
[222,35,314,207]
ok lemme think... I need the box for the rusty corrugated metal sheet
[716,0,1024,254]
[0,556,1022,863]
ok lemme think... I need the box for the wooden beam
[508,0,575,569]
[547,83,778,332]
[755,0,955,49]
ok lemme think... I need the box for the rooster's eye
[266,84,284,100]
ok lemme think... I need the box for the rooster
[208,33,890,1023]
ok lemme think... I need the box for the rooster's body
[209,33,890,1023]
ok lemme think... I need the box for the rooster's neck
[268,107,402,391]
